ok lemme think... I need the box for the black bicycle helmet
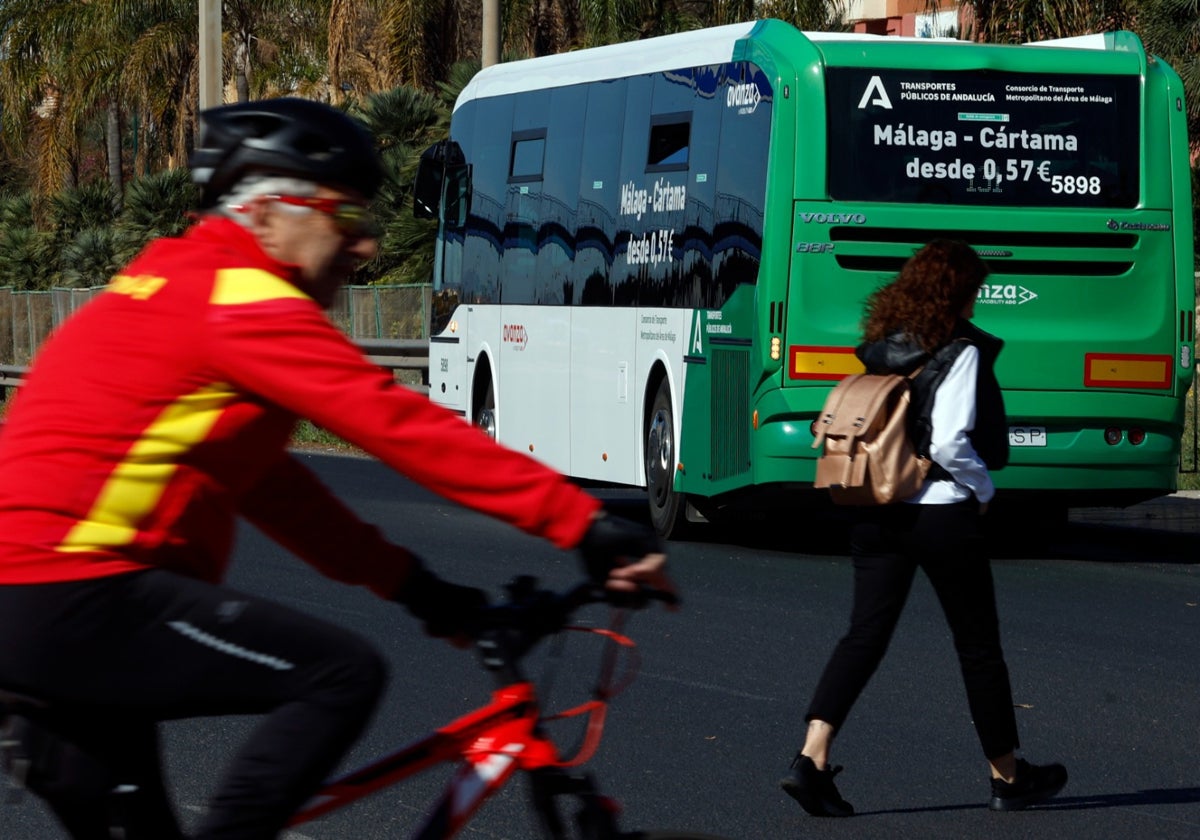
[190,97,384,208]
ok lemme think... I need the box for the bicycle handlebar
[469,577,675,673]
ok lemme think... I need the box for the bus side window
[509,130,546,183]
[647,113,691,172]
[576,79,626,305]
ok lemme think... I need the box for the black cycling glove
[394,558,488,639]
[577,512,663,584]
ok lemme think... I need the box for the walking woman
[780,239,1066,816]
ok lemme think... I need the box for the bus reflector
[1084,353,1172,389]
[788,346,865,380]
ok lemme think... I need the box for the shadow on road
[675,510,1200,565]
[1039,523,1200,565]
[858,785,1200,816]
[594,485,1200,565]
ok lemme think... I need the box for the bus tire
[474,375,496,439]
[646,379,687,539]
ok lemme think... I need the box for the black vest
[908,321,1009,476]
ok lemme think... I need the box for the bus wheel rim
[477,408,496,439]
[648,410,672,506]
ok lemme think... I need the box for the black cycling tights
[0,569,387,839]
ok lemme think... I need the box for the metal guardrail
[0,340,431,400]
[0,364,23,398]
[357,338,431,395]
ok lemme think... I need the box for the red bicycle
[284,575,726,840]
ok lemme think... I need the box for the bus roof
[455,20,1131,109]
[456,21,756,109]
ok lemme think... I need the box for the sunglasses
[267,195,379,238]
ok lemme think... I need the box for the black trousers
[0,568,387,839]
[806,501,1020,760]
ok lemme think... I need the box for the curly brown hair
[861,239,989,351]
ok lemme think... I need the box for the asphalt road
[4,452,1200,839]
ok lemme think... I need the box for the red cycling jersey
[0,217,599,591]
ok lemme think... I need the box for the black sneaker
[988,758,1068,811]
[779,752,854,817]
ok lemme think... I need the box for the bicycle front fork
[528,767,625,840]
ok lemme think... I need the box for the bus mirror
[413,140,470,229]
[412,152,442,219]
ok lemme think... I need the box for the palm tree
[758,0,848,30]
[116,168,199,260]
[961,1,1135,43]
[224,0,330,102]
[376,0,480,90]
[0,1,89,199]
[577,1,692,46]
[351,84,445,284]
[119,4,200,173]
[1136,0,1200,157]
[0,192,47,298]
[0,1,197,206]
[329,0,400,101]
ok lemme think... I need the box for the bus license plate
[1008,426,1047,447]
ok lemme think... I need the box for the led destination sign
[826,68,1139,208]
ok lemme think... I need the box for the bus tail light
[1103,426,1147,446]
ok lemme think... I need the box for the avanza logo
[502,323,529,350]
[727,82,762,114]
[977,283,1038,305]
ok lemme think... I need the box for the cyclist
[0,97,672,840]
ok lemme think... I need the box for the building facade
[845,0,966,38]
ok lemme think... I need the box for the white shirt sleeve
[927,344,996,503]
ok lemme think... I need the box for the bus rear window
[826,68,1139,208]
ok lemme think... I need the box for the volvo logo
[799,212,866,224]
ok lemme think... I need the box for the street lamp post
[199,0,222,110]
[482,0,500,68]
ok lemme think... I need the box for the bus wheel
[646,380,687,539]
[474,379,496,439]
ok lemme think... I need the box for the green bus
[415,20,1195,536]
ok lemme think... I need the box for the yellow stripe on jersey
[210,268,312,305]
[56,383,237,553]
[109,274,168,300]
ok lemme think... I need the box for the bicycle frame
[288,607,632,840]
[290,681,563,837]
